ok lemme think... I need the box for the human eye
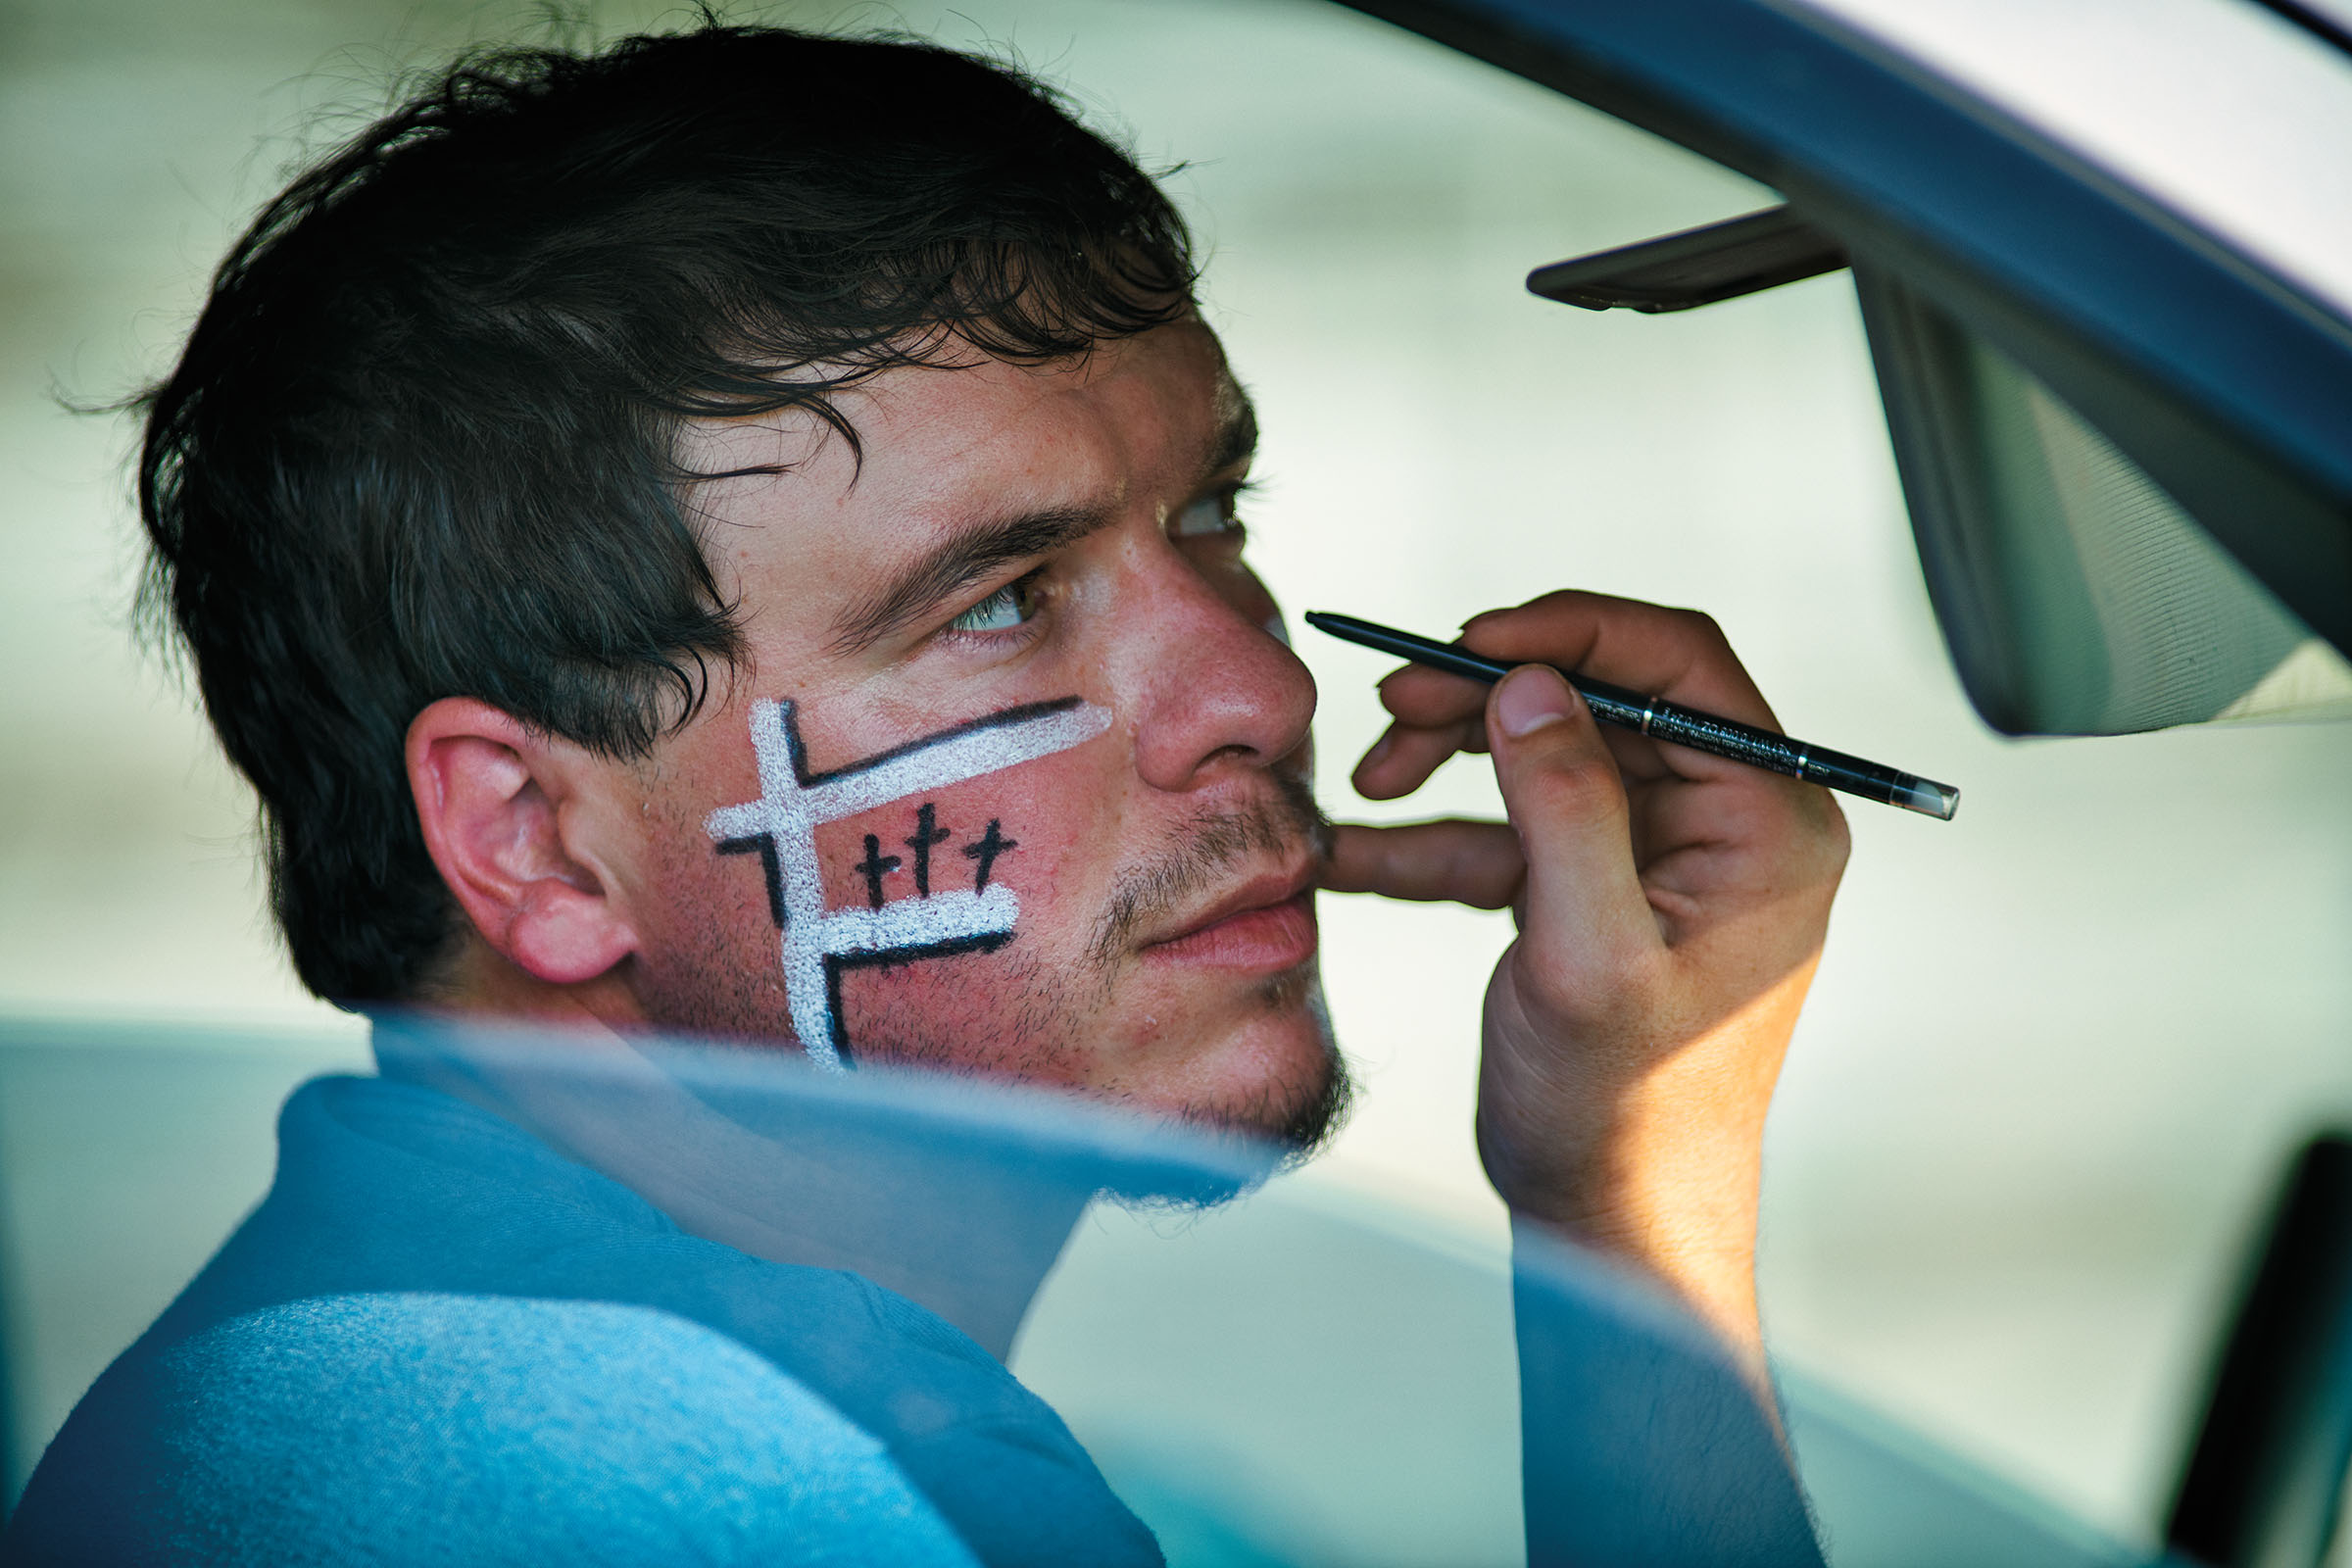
[1169,483,1250,543]
[945,570,1045,635]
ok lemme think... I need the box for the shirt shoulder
[10,1292,980,1568]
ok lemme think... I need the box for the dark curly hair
[133,23,1198,1006]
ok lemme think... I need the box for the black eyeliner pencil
[1304,611,1960,821]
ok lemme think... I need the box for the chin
[1127,970,1350,1155]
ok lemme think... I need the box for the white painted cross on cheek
[704,696,1112,1069]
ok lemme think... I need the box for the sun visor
[1854,268,2352,734]
[1526,206,1847,313]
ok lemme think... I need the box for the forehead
[683,320,1239,569]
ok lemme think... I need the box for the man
[8,22,1844,1565]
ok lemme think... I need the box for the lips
[1140,869,1319,971]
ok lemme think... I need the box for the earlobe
[405,699,640,988]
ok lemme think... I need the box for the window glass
[0,1018,2155,1566]
[1793,0,2352,323]
[1861,271,2352,732]
[1962,328,2352,730]
[11,0,2352,1557]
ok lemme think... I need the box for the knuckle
[1817,805,1855,880]
[1676,606,1728,648]
[1374,666,1423,709]
[1510,933,1667,1030]
[1609,944,1676,1007]
[1521,750,1624,816]
[1822,796,1853,851]
[1473,589,1585,632]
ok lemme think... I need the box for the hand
[1320,591,1848,1365]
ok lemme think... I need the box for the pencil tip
[1899,779,1962,820]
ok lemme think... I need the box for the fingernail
[1360,732,1395,770]
[1495,666,1573,738]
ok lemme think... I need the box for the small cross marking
[962,819,1018,892]
[904,803,952,897]
[854,834,901,908]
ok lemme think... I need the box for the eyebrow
[826,504,1113,658]
[825,384,1261,660]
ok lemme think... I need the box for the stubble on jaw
[845,943,1351,1155]
[1075,767,1352,1152]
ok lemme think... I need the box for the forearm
[1482,957,1816,1390]
[1508,1220,1822,1568]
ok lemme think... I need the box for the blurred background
[4,0,2351,1552]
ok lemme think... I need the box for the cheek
[833,941,1085,1080]
[810,760,1116,926]
[620,795,798,1037]
[672,694,1127,1063]
[631,786,767,944]
[811,759,1121,1069]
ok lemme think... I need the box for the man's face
[616,319,1344,1145]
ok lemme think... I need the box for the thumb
[1487,666,1656,985]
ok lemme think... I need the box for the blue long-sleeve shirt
[6,1074,1161,1567]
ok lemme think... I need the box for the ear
[406,698,641,987]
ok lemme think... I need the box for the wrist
[1476,966,1817,1367]
[1486,1085,1769,1356]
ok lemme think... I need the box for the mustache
[1088,771,1332,968]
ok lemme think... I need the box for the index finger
[1457,590,1781,733]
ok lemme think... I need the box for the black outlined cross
[962,819,1018,892]
[904,803,951,897]
[854,835,901,908]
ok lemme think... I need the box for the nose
[1115,543,1317,794]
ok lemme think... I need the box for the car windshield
[0,1015,2153,1565]
[6,1,2352,1564]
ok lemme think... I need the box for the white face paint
[703,697,1112,1069]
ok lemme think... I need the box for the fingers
[1347,592,1784,798]
[1375,662,1493,739]
[1350,716,1482,801]
[1320,818,1524,908]
[1464,590,1777,730]
[1486,665,1657,978]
